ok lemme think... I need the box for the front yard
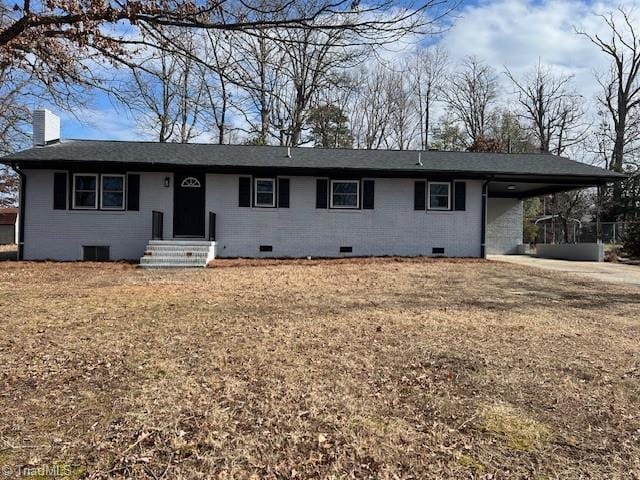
[0,259,639,478]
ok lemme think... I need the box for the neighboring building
[0,208,18,245]
[0,110,624,266]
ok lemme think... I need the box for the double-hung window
[72,173,126,210]
[330,180,359,209]
[73,174,98,209]
[428,182,451,210]
[101,175,125,210]
[254,178,275,207]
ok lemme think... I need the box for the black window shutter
[414,181,426,210]
[454,181,466,211]
[362,180,375,209]
[127,174,140,211]
[316,179,328,208]
[278,178,290,208]
[239,177,251,207]
[68,172,74,209]
[53,172,67,210]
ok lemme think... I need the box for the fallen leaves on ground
[0,258,639,478]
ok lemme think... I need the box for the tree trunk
[425,89,430,149]
[611,103,626,219]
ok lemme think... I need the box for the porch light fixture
[164,177,170,188]
[506,184,517,190]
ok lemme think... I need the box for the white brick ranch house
[0,111,623,266]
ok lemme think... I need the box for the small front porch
[139,240,216,268]
[140,208,217,268]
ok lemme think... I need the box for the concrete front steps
[139,240,216,268]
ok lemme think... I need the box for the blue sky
[51,0,631,141]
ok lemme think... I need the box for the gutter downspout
[480,178,492,259]
[10,163,26,261]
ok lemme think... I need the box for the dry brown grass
[0,258,639,479]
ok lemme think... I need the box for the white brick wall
[486,197,523,254]
[22,170,485,260]
[23,170,173,260]
[207,175,483,258]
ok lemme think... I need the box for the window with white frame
[330,180,359,208]
[101,174,125,210]
[428,182,451,210]
[254,178,275,207]
[73,174,98,209]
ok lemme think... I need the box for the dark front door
[174,173,205,237]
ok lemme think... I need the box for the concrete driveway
[489,254,640,287]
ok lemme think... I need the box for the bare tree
[233,32,284,144]
[122,29,205,143]
[0,0,456,150]
[351,64,419,150]
[0,165,19,207]
[576,8,640,174]
[127,51,179,142]
[576,8,640,219]
[554,96,589,156]
[0,66,30,154]
[387,71,418,150]
[0,70,22,204]
[351,66,394,149]
[551,189,590,243]
[407,45,448,149]
[1,0,455,115]
[442,56,498,145]
[270,11,366,146]
[199,29,239,144]
[0,61,79,206]
[1,0,453,50]
[505,62,592,239]
[505,62,586,154]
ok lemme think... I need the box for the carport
[484,170,624,258]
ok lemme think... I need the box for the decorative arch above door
[181,177,201,188]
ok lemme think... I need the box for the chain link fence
[525,220,636,245]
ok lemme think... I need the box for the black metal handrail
[208,212,216,241]
[152,211,164,240]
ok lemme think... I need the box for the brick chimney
[33,109,61,146]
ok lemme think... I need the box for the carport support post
[481,181,489,258]
[11,163,25,261]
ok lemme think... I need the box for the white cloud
[58,107,147,141]
[438,0,637,102]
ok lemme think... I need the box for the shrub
[623,222,640,258]
[523,221,539,244]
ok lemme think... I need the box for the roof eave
[0,157,625,184]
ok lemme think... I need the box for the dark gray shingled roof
[1,139,624,181]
